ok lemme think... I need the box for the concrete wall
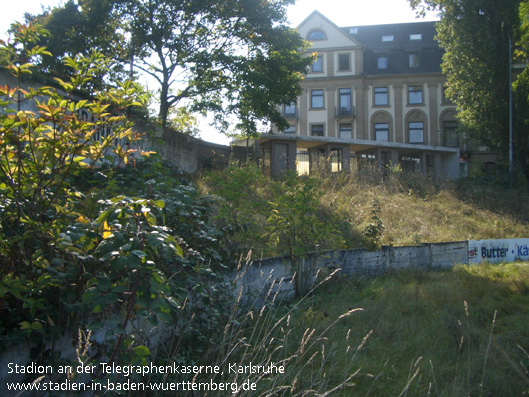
[197,140,232,170]
[156,129,198,172]
[237,241,469,304]
[0,239,520,391]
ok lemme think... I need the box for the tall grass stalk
[278,263,529,395]
[155,254,366,396]
[479,309,497,396]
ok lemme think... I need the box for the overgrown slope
[284,262,529,395]
[198,164,529,258]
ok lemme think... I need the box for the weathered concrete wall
[155,128,199,172]
[430,241,469,269]
[237,241,470,304]
[197,140,232,170]
[233,255,297,306]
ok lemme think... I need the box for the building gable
[297,10,363,51]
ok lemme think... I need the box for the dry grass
[318,171,529,248]
[198,166,529,256]
[288,262,529,396]
[154,259,529,396]
[153,258,366,396]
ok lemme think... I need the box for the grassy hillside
[198,262,529,396]
[198,164,529,257]
[283,262,529,395]
[320,170,529,246]
[179,167,529,395]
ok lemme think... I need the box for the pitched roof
[298,11,443,75]
[343,21,443,75]
[297,10,363,48]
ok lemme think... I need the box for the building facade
[238,11,466,178]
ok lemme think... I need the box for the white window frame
[377,56,388,69]
[339,88,352,113]
[339,123,352,139]
[284,125,296,134]
[308,30,326,41]
[375,123,390,142]
[312,55,323,72]
[311,124,325,136]
[284,102,296,116]
[408,85,423,105]
[338,53,351,71]
[311,89,324,109]
[374,87,389,106]
[409,122,424,143]
[409,53,420,68]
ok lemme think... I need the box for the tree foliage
[409,0,529,176]
[116,0,312,133]
[20,0,313,135]
[24,0,129,90]
[0,21,149,343]
[0,24,233,375]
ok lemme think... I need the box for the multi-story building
[237,11,466,178]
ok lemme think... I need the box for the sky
[0,0,439,145]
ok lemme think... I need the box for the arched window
[440,109,458,147]
[406,110,428,144]
[308,30,326,40]
[371,111,393,142]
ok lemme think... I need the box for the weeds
[285,263,529,395]
[152,255,366,396]
[362,198,385,250]
[198,165,529,256]
[141,261,529,395]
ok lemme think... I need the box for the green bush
[202,165,351,260]
[0,24,234,381]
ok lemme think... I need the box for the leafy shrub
[0,23,147,344]
[267,172,344,260]
[202,161,272,257]
[202,164,351,261]
[362,198,385,250]
[0,24,234,380]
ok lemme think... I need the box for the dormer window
[382,35,394,42]
[410,34,422,41]
[409,53,421,68]
[308,30,326,40]
[377,56,388,69]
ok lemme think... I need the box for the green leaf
[96,277,111,292]
[111,285,127,294]
[19,321,32,330]
[127,254,142,268]
[133,345,150,358]
[131,250,146,258]
[82,288,98,304]
[152,200,165,209]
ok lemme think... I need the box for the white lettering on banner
[468,239,529,264]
